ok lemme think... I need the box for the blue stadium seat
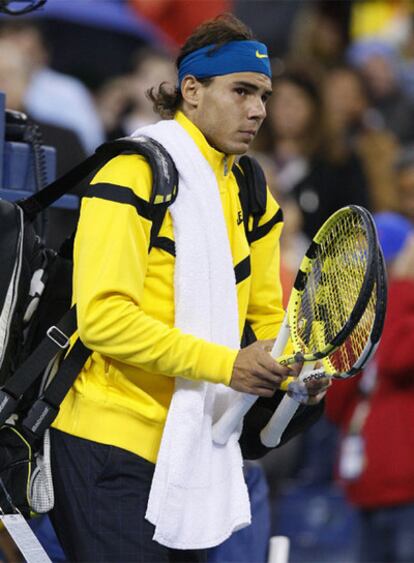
[272,483,359,563]
[1,141,78,210]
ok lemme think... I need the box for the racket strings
[326,248,387,376]
[295,211,371,356]
[326,278,377,374]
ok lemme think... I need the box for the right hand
[230,339,298,397]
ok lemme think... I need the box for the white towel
[133,120,251,549]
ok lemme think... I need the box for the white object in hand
[260,362,316,447]
[212,315,290,445]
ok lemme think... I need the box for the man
[50,14,328,562]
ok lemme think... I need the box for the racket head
[325,244,387,378]
[285,205,378,364]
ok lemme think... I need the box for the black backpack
[0,137,270,516]
[0,136,180,516]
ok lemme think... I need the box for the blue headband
[178,40,272,86]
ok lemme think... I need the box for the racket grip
[271,314,290,359]
[260,363,315,448]
[212,393,257,445]
[212,313,289,446]
[260,393,300,447]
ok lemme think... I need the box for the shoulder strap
[0,306,80,425]
[234,156,280,348]
[233,155,267,244]
[19,136,178,221]
[22,337,91,437]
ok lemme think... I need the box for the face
[323,70,367,124]
[312,15,344,60]
[131,56,176,108]
[0,41,29,110]
[182,72,272,154]
[362,55,396,98]
[269,81,315,139]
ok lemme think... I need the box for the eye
[261,93,270,104]
[235,87,248,96]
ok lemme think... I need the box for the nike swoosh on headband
[255,50,268,59]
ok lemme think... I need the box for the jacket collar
[174,111,236,178]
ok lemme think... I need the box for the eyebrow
[232,80,273,97]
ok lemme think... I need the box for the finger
[258,354,293,379]
[253,385,277,398]
[243,381,277,397]
[288,361,304,377]
[252,369,285,388]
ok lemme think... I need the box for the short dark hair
[147,13,254,119]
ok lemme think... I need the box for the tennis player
[49,14,329,562]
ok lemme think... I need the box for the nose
[248,95,267,121]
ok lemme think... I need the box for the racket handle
[212,313,290,446]
[271,314,290,359]
[260,363,315,448]
[212,393,257,445]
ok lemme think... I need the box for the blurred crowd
[1,1,414,562]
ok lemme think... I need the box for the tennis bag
[0,136,178,516]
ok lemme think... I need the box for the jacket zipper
[224,156,229,176]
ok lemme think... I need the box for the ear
[181,75,202,109]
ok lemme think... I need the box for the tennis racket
[260,245,387,448]
[212,205,377,445]
[287,243,386,382]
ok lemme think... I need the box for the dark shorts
[50,428,206,563]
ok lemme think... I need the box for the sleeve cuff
[194,344,239,386]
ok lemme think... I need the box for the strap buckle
[46,326,70,349]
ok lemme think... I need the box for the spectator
[96,47,176,139]
[347,39,414,143]
[322,65,399,212]
[0,40,86,248]
[326,211,414,563]
[247,151,307,304]
[0,41,86,177]
[0,20,104,154]
[259,69,370,238]
[289,0,351,70]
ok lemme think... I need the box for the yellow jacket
[53,112,285,463]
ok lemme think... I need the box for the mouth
[239,130,256,140]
